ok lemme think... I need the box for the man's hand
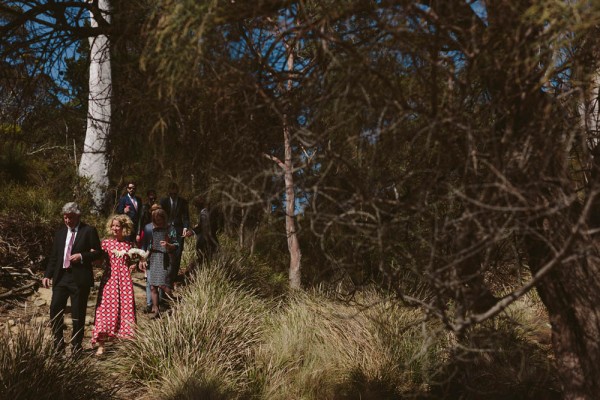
[42,277,51,288]
[124,205,131,213]
[138,260,147,272]
[69,253,83,263]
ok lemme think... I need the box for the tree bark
[525,215,600,399]
[78,0,111,211]
[282,38,301,290]
[283,115,301,289]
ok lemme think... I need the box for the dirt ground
[1,269,151,339]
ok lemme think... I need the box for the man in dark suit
[116,180,142,242]
[160,182,189,286]
[185,195,219,267]
[42,202,102,355]
[136,188,157,244]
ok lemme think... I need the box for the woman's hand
[138,260,147,272]
[160,240,176,252]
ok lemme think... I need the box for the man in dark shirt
[159,182,189,286]
[116,180,142,242]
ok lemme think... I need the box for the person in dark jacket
[185,195,219,268]
[42,202,103,355]
[159,182,189,286]
[116,180,143,242]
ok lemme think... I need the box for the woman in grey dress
[139,206,178,318]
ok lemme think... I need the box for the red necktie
[63,229,76,269]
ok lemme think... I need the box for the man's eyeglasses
[127,186,136,190]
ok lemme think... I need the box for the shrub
[0,183,61,221]
[207,235,289,299]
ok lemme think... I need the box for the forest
[2,1,600,399]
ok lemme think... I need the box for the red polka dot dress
[92,239,137,345]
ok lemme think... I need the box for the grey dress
[147,228,170,287]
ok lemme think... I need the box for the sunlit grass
[250,290,448,400]
[0,321,115,400]
[109,246,556,399]
[114,260,268,399]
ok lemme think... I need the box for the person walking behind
[116,180,142,242]
[139,207,177,319]
[138,189,159,313]
[185,195,219,270]
[160,182,189,287]
[42,202,102,355]
[137,189,158,244]
[91,214,138,356]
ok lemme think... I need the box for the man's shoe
[143,305,153,314]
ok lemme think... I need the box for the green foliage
[212,234,289,298]
[0,183,61,220]
[0,142,32,184]
[0,322,114,400]
[0,174,95,223]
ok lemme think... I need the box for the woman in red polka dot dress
[92,214,138,355]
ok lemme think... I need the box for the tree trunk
[282,40,301,290]
[78,0,111,211]
[525,221,600,399]
[283,114,301,289]
[239,207,247,249]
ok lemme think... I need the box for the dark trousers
[169,236,185,285]
[195,238,216,265]
[49,279,90,353]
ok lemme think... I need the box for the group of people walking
[42,181,218,356]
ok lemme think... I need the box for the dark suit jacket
[44,222,102,287]
[159,196,190,234]
[137,202,154,236]
[191,207,219,251]
[117,194,143,227]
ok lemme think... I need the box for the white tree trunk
[78,0,111,210]
[580,69,600,154]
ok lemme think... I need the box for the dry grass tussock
[112,252,449,399]
[113,261,269,400]
[252,290,449,400]
[430,290,560,399]
[110,250,556,399]
[0,321,115,400]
